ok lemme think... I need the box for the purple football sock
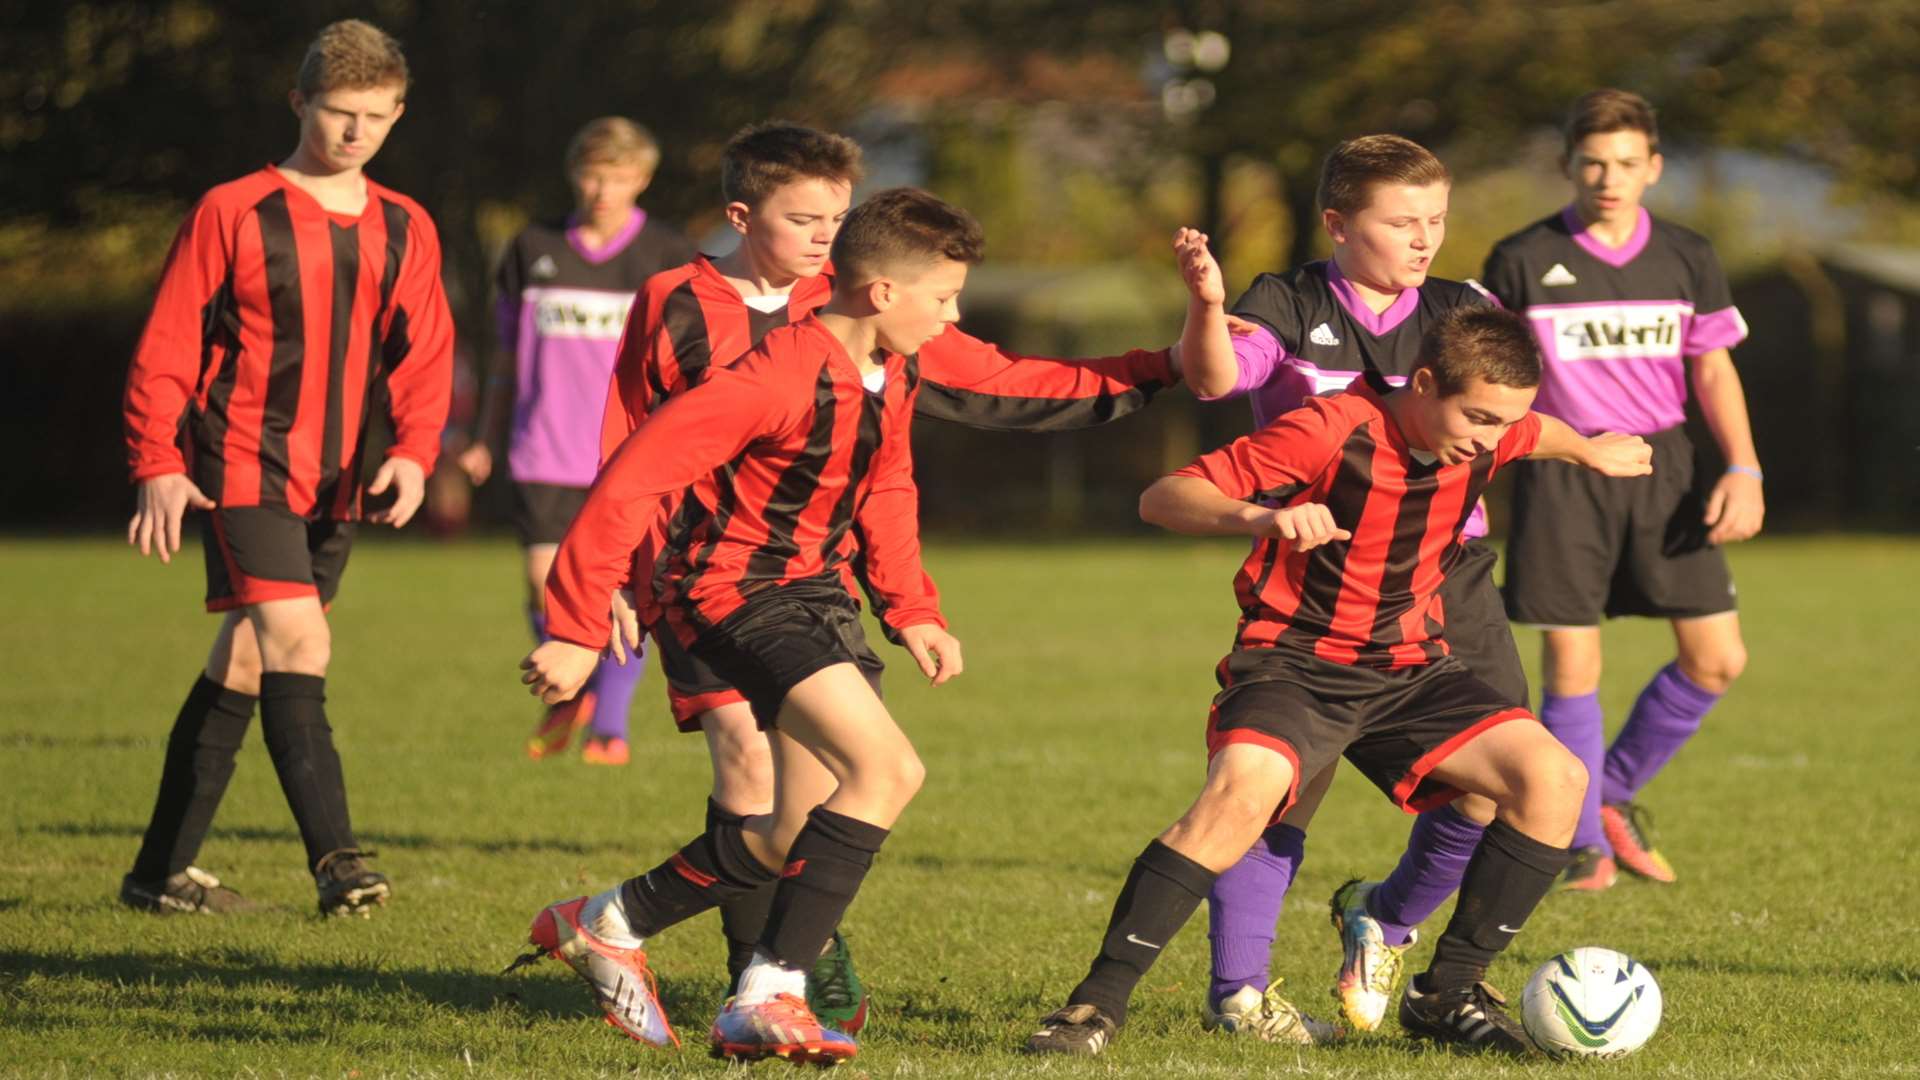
[1366,803,1483,946]
[1206,823,1305,1005]
[1602,662,1720,804]
[583,649,644,740]
[528,608,548,645]
[1540,692,1608,853]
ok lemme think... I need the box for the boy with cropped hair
[120,18,452,916]
[458,116,693,765]
[1487,88,1761,890]
[1028,298,1654,1057]
[514,188,985,1064]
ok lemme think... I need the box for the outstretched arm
[1528,414,1653,477]
[1690,348,1764,544]
[1140,475,1350,551]
[1173,228,1236,399]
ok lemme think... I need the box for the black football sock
[1067,840,1217,1026]
[759,807,889,969]
[706,798,780,987]
[1423,818,1571,992]
[258,673,358,869]
[619,814,780,939]
[131,674,256,881]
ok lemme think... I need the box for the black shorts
[651,622,749,733]
[512,482,589,547]
[201,506,354,613]
[1503,425,1736,626]
[689,576,886,729]
[1206,648,1533,821]
[1442,539,1528,708]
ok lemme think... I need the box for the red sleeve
[545,349,804,649]
[597,300,676,467]
[911,327,1176,431]
[1173,396,1348,501]
[1494,412,1544,469]
[382,210,455,472]
[124,196,230,483]
[853,387,944,639]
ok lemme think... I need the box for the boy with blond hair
[120,18,452,916]
[458,116,693,764]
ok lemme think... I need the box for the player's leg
[1369,682,1581,1054]
[122,599,262,915]
[699,701,779,984]
[1203,762,1327,1036]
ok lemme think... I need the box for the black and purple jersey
[1207,259,1497,536]
[496,209,694,487]
[1480,206,1748,437]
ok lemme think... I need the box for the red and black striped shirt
[1177,383,1542,667]
[124,165,454,519]
[549,316,938,650]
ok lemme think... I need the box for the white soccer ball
[1520,947,1662,1058]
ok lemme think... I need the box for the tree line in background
[3,0,1917,527]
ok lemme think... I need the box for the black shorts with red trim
[512,482,589,547]
[688,575,885,730]
[1206,648,1533,822]
[650,621,748,733]
[201,506,354,613]
[1442,539,1528,708]
[1503,424,1737,626]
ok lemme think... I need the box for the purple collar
[567,208,646,264]
[1326,258,1419,337]
[1561,204,1650,268]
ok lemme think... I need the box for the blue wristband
[1726,464,1763,482]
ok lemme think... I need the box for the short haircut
[566,117,661,175]
[829,187,985,287]
[1564,88,1660,156]
[1317,135,1450,217]
[1414,307,1541,394]
[297,20,409,100]
[721,122,865,208]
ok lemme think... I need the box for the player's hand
[1173,227,1226,307]
[365,456,427,528]
[899,623,964,686]
[1582,432,1654,479]
[455,442,493,486]
[127,473,216,564]
[1704,469,1764,545]
[1259,503,1351,552]
[608,588,643,665]
[521,640,600,705]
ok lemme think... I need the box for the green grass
[2,534,1917,1077]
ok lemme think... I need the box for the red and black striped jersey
[123,165,454,519]
[547,316,939,651]
[1176,383,1542,667]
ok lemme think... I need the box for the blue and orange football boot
[509,894,678,1048]
[709,993,857,1065]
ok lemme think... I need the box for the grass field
[3,533,1917,1078]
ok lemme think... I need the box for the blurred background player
[1484,89,1761,890]
[119,19,453,916]
[459,117,693,765]
[1177,136,1523,1036]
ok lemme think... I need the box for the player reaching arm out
[1172,227,1237,398]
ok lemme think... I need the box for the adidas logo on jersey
[1541,263,1578,287]
[531,254,559,280]
[1309,322,1341,346]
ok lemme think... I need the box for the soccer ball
[1520,947,1662,1058]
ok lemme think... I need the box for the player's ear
[1645,151,1663,187]
[1410,366,1436,397]
[1322,208,1346,245]
[724,200,753,237]
[289,89,306,119]
[633,168,655,196]
[867,277,895,312]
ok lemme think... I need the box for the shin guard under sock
[132,674,256,880]
[760,807,890,969]
[706,799,780,987]
[1206,823,1304,1003]
[1424,820,1571,991]
[1068,840,1218,1025]
[258,673,356,869]
[619,815,778,939]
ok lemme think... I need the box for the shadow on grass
[1642,953,1919,987]
[34,821,620,859]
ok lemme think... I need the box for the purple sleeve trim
[1684,306,1749,356]
[1196,325,1283,401]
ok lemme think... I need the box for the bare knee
[258,624,331,675]
[871,747,926,806]
[1678,642,1746,695]
[709,728,776,812]
[1542,633,1602,697]
[1501,744,1587,841]
[206,615,264,695]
